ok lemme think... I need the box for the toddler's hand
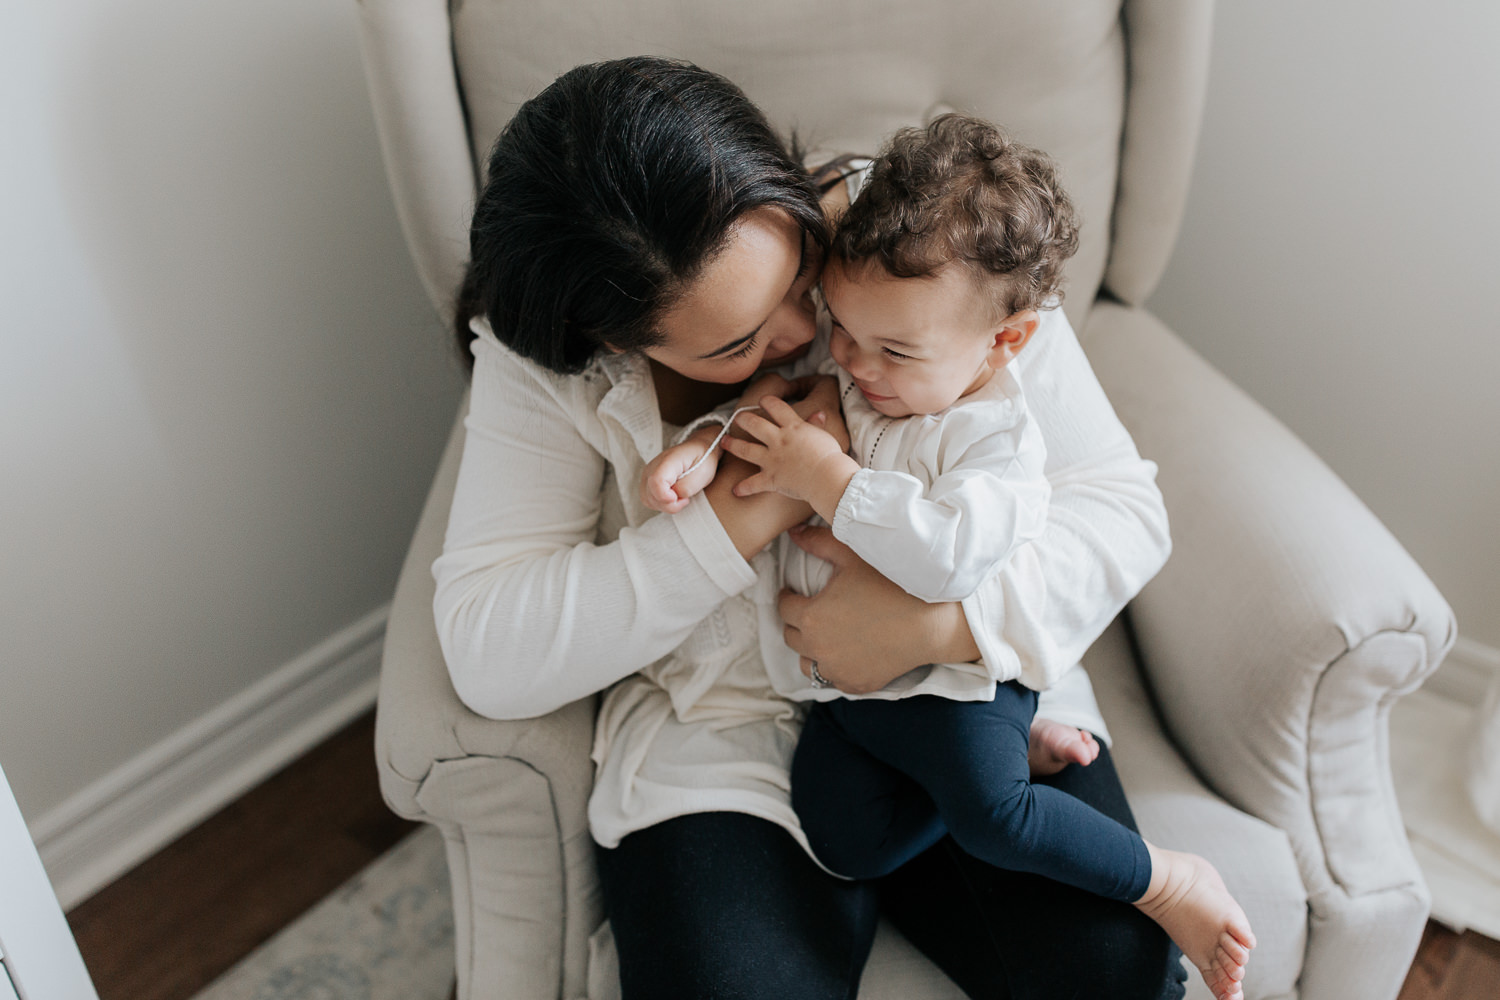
[719,395,859,518]
[641,438,718,513]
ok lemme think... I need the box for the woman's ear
[987,309,1040,367]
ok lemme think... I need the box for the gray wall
[1,0,462,819]
[1150,0,1500,650]
[3,0,1494,839]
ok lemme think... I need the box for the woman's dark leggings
[595,742,1187,1000]
[792,685,1152,901]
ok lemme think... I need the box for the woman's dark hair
[454,57,829,374]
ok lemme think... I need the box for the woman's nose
[764,299,816,353]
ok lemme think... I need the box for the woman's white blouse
[433,310,1170,854]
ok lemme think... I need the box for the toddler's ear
[989,309,1040,366]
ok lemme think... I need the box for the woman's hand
[777,524,981,694]
[734,372,795,412]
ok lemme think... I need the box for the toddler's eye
[882,347,912,361]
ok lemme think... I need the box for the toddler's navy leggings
[792,683,1152,901]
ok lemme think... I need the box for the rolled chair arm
[376,401,599,1000]
[1085,301,1455,1000]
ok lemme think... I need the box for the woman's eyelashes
[723,334,760,361]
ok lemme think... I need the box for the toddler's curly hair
[832,115,1080,317]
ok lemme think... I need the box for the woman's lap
[596,810,879,1000]
[596,744,1186,1000]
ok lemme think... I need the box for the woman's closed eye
[723,334,760,361]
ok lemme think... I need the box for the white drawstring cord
[673,405,762,483]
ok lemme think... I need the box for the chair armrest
[375,401,600,1000]
[1085,302,1455,998]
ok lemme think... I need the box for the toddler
[643,116,1255,1000]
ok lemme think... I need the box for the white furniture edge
[0,763,98,999]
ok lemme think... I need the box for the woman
[434,57,1184,999]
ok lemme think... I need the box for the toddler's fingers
[649,475,676,503]
[733,410,779,443]
[720,435,767,466]
[759,394,802,424]
[642,490,678,514]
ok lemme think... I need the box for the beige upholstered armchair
[356,2,1455,998]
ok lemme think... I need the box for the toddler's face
[822,259,1019,418]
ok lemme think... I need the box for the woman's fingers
[740,372,791,402]
[778,589,811,633]
[786,523,857,567]
[735,372,792,411]
[733,471,774,497]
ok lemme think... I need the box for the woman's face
[647,207,820,384]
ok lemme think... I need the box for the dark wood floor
[65,711,1499,1000]
[66,711,417,1000]
[1397,923,1500,1000]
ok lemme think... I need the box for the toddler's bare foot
[1135,845,1256,1000]
[1027,719,1099,777]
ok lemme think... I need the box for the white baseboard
[29,604,390,910]
[1424,634,1500,705]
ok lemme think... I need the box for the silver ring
[808,661,830,689]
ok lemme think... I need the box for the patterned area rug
[191,826,454,1000]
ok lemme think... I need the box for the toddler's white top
[761,324,1056,703]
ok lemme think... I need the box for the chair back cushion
[451,0,1126,325]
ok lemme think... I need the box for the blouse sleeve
[432,333,758,721]
[959,309,1171,693]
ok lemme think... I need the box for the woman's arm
[435,335,777,721]
[780,309,1170,694]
